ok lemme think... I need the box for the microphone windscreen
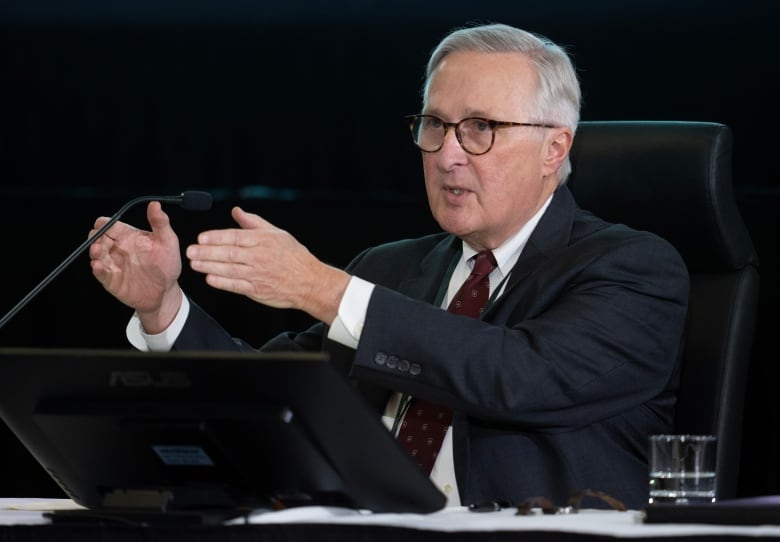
[179,191,213,211]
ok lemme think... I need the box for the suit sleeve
[173,300,326,353]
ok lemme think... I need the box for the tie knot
[471,250,497,278]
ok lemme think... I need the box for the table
[3,499,780,541]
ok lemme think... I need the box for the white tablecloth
[3,498,780,538]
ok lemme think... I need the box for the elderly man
[89,23,688,509]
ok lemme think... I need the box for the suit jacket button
[409,363,421,376]
[374,352,387,365]
[398,359,410,372]
[386,355,399,369]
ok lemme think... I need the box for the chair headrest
[568,121,758,273]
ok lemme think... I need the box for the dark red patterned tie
[397,250,497,474]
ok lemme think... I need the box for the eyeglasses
[516,489,627,515]
[406,114,558,156]
[468,489,627,515]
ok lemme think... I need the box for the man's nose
[438,127,468,163]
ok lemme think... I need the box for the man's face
[422,51,571,251]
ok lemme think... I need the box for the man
[89,23,689,509]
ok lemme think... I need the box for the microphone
[0,191,213,330]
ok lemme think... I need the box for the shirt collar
[461,193,554,276]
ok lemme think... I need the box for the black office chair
[567,121,760,500]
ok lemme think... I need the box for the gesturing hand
[89,201,183,333]
[186,206,350,324]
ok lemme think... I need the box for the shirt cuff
[126,293,191,352]
[326,276,374,349]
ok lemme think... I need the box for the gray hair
[423,23,581,183]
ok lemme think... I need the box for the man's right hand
[89,201,183,334]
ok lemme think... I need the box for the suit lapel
[493,186,577,305]
[396,235,462,304]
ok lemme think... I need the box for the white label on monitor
[152,445,214,466]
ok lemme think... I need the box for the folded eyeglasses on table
[468,489,627,515]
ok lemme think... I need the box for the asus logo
[109,371,192,388]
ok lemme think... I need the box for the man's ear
[542,128,574,177]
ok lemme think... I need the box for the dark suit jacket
[175,186,689,510]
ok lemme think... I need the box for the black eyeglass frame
[405,114,560,156]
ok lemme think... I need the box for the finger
[89,217,114,240]
[88,235,109,259]
[196,207,269,245]
[93,216,110,230]
[196,227,261,248]
[195,208,275,247]
[204,208,279,247]
[88,224,122,260]
[189,257,250,279]
[204,273,254,298]
[146,201,172,234]
[90,257,108,279]
[89,251,119,284]
[90,216,133,242]
[186,243,245,264]
[231,206,268,229]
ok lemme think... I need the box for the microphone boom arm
[0,191,211,330]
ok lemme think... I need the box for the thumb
[146,201,173,234]
[231,206,268,230]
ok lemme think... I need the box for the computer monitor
[0,347,446,519]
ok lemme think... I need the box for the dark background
[0,0,777,499]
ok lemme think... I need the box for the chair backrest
[567,121,760,499]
